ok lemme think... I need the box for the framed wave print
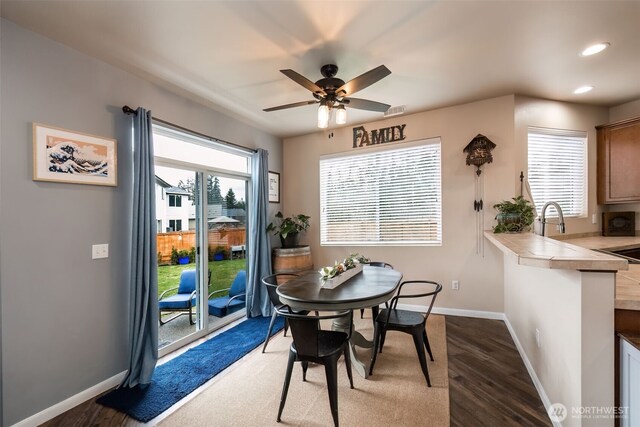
[33,123,117,186]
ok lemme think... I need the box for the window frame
[168,219,183,232]
[169,194,182,207]
[527,126,587,218]
[319,138,442,247]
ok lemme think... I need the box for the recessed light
[580,42,610,57]
[574,85,594,94]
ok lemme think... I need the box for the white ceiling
[2,1,640,138]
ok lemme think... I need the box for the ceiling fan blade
[280,69,327,96]
[335,65,391,96]
[342,97,390,112]
[263,100,319,112]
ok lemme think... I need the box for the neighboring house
[222,208,246,225]
[155,176,191,232]
[188,204,224,230]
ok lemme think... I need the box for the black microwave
[602,211,636,236]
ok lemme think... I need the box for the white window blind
[527,127,587,217]
[320,141,441,246]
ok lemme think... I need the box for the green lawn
[158,259,247,298]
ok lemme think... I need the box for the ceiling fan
[263,64,391,128]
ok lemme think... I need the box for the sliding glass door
[155,164,205,351]
[206,174,248,331]
[153,124,252,356]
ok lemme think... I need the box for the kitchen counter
[559,235,640,311]
[486,230,617,418]
[557,235,640,251]
[484,231,628,270]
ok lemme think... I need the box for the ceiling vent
[384,105,406,117]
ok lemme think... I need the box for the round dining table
[276,265,403,378]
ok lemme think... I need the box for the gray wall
[0,19,281,425]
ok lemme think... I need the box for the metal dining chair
[261,273,307,353]
[275,307,354,427]
[368,280,442,386]
[360,262,394,320]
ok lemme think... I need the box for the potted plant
[493,196,536,233]
[177,249,191,264]
[170,246,179,265]
[267,211,310,248]
[213,245,227,261]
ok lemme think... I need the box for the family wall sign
[352,124,406,149]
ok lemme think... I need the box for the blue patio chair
[208,270,247,317]
[159,269,198,325]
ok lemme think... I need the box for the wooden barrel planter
[272,245,313,275]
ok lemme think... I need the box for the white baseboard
[431,306,505,320]
[395,302,504,320]
[12,371,127,427]
[503,316,558,427]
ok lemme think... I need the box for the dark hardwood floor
[446,316,551,426]
[40,316,550,426]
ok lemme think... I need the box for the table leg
[332,310,373,378]
[351,331,374,348]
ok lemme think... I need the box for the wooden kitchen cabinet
[597,117,640,204]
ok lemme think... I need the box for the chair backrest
[177,269,197,294]
[261,273,300,306]
[389,280,442,319]
[368,261,394,269]
[229,270,247,298]
[275,307,351,357]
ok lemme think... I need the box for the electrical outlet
[92,244,109,259]
[452,280,459,290]
[535,328,541,348]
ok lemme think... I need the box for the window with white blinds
[527,127,587,217]
[320,140,442,246]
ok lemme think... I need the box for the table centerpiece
[319,253,370,289]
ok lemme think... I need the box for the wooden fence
[157,228,246,264]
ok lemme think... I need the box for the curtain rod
[122,105,257,153]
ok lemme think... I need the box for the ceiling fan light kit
[335,105,347,125]
[318,102,330,128]
[264,63,392,129]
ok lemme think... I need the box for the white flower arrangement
[319,253,370,280]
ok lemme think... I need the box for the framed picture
[33,123,117,186]
[268,171,280,203]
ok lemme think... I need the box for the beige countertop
[560,235,640,311]
[484,231,629,271]
[485,231,640,310]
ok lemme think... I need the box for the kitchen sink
[592,249,640,264]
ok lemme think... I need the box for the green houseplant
[213,245,227,261]
[493,196,536,233]
[176,249,191,264]
[267,211,310,248]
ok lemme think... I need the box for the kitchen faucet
[537,201,565,236]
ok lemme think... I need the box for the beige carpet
[160,314,450,427]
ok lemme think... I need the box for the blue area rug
[97,316,284,422]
